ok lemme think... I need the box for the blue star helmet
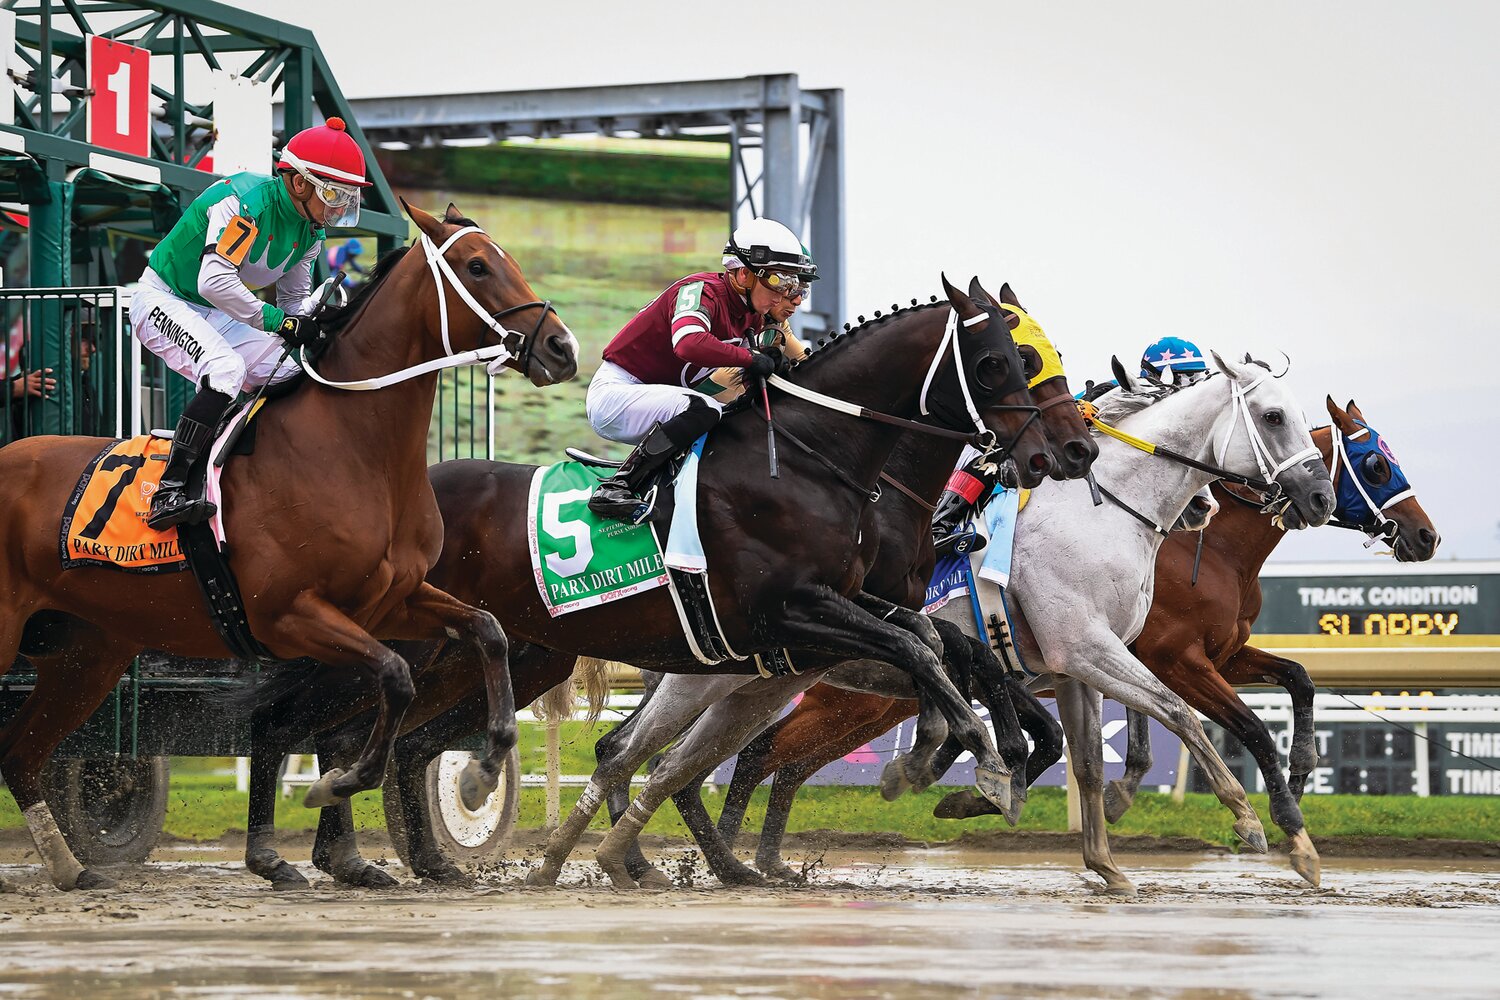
[343,238,364,257]
[1141,336,1208,383]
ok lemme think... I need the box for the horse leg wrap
[24,802,84,890]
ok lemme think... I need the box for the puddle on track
[1,849,1498,999]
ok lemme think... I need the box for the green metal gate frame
[0,0,409,432]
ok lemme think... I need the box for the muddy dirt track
[2,838,1499,999]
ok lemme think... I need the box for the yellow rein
[1075,398,1159,455]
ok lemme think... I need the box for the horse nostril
[1064,440,1092,465]
[546,334,568,356]
[1418,527,1437,547]
[1029,452,1053,475]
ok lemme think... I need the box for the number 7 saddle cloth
[61,436,189,573]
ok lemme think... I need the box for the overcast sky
[241,1,1495,563]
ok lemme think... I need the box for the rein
[1094,481,1171,537]
[1086,413,1281,495]
[300,225,555,391]
[766,372,1000,449]
[752,408,882,501]
[754,306,1039,504]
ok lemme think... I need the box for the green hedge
[378,145,730,210]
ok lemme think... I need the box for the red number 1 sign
[87,36,150,157]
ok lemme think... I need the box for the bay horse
[220,276,1063,888]
[0,202,578,890]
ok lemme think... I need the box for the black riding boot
[588,397,721,524]
[147,383,233,530]
[931,454,1005,556]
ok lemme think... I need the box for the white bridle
[1329,424,1414,543]
[918,309,990,436]
[1212,372,1320,490]
[301,226,521,392]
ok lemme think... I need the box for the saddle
[160,378,303,663]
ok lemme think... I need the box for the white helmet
[724,218,818,279]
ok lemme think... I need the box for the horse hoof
[710,856,765,887]
[524,865,560,888]
[343,863,400,890]
[716,865,766,888]
[974,765,1013,816]
[1233,818,1269,854]
[879,757,912,801]
[1287,829,1322,888]
[302,768,348,810]
[758,862,804,883]
[1103,781,1133,824]
[74,869,116,891]
[416,861,472,886]
[932,790,996,820]
[1102,880,1138,898]
[267,862,311,890]
[998,789,1023,828]
[458,760,498,812]
[637,868,674,891]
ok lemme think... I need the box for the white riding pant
[131,269,300,397]
[585,360,723,445]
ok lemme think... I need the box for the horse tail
[210,660,345,718]
[529,656,615,728]
[572,656,615,725]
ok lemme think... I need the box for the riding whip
[762,375,780,479]
[1191,530,1205,586]
[1085,469,1103,506]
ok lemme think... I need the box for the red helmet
[276,117,371,187]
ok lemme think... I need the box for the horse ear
[444,202,464,223]
[967,276,989,302]
[1211,349,1245,381]
[1347,399,1367,423]
[403,199,446,242]
[998,282,1022,308]
[1111,355,1141,393]
[942,272,974,313]
[1326,395,1360,434]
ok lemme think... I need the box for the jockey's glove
[744,348,791,381]
[277,314,326,349]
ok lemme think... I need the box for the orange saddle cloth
[61,436,188,574]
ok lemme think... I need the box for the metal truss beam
[308,74,845,337]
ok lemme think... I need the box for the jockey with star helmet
[130,116,370,529]
[1139,335,1208,386]
[1075,334,1211,403]
[586,217,816,523]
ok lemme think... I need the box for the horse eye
[1018,346,1042,380]
[468,260,486,277]
[1361,453,1391,486]
[1263,409,1283,427]
[976,356,1009,392]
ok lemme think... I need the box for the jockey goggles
[757,269,811,301]
[281,150,362,228]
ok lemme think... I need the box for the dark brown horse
[232,278,1084,887]
[0,202,577,889]
[390,283,1093,887]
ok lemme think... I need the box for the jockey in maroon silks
[585,217,816,524]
